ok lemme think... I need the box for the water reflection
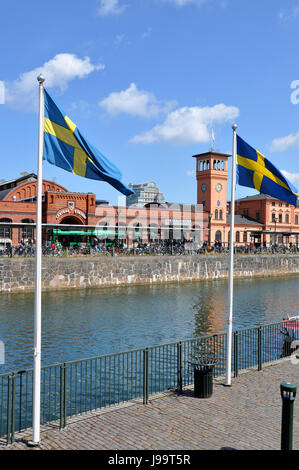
[0,275,299,373]
[192,282,228,336]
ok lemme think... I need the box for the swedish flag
[237,135,298,206]
[43,89,134,196]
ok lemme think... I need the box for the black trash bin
[189,358,217,398]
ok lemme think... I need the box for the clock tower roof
[192,151,231,159]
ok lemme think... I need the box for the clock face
[216,183,222,192]
[201,184,207,192]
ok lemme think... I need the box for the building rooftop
[0,188,14,201]
[0,173,37,191]
[236,193,280,202]
[192,151,231,159]
[227,214,264,226]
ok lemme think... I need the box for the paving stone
[2,358,298,450]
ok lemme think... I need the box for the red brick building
[0,173,204,246]
[193,151,299,247]
[1,150,299,247]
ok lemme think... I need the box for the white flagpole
[32,74,45,445]
[225,123,237,386]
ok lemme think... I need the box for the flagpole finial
[232,123,237,131]
[37,74,45,84]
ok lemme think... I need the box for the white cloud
[5,53,104,110]
[97,0,126,16]
[99,83,177,118]
[0,81,5,104]
[281,170,299,185]
[161,0,228,8]
[278,6,299,21]
[162,0,209,6]
[131,103,239,145]
[186,170,195,176]
[270,132,299,152]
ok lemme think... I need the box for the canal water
[0,275,299,373]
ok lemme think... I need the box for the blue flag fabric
[237,135,298,206]
[43,89,134,196]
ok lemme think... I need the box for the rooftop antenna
[210,127,215,151]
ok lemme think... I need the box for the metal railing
[1,319,298,445]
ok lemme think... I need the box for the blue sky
[1,0,299,205]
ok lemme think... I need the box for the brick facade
[1,149,299,247]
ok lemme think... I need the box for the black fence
[1,319,298,445]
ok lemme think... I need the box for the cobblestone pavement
[2,358,299,450]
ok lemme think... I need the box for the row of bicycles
[1,242,299,257]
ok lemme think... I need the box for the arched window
[215,230,222,242]
[279,214,282,223]
[286,213,289,224]
[219,209,223,220]
[22,219,34,223]
[296,215,299,225]
[133,223,142,241]
[0,218,12,239]
[214,209,218,220]
[243,231,247,243]
[236,231,240,243]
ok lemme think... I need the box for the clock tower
[192,151,230,224]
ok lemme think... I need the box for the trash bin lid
[188,356,218,367]
[280,382,297,393]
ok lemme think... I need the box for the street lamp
[274,216,278,246]
[208,213,212,246]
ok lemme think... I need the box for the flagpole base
[26,440,40,448]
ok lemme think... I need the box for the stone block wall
[0,254,299,293]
